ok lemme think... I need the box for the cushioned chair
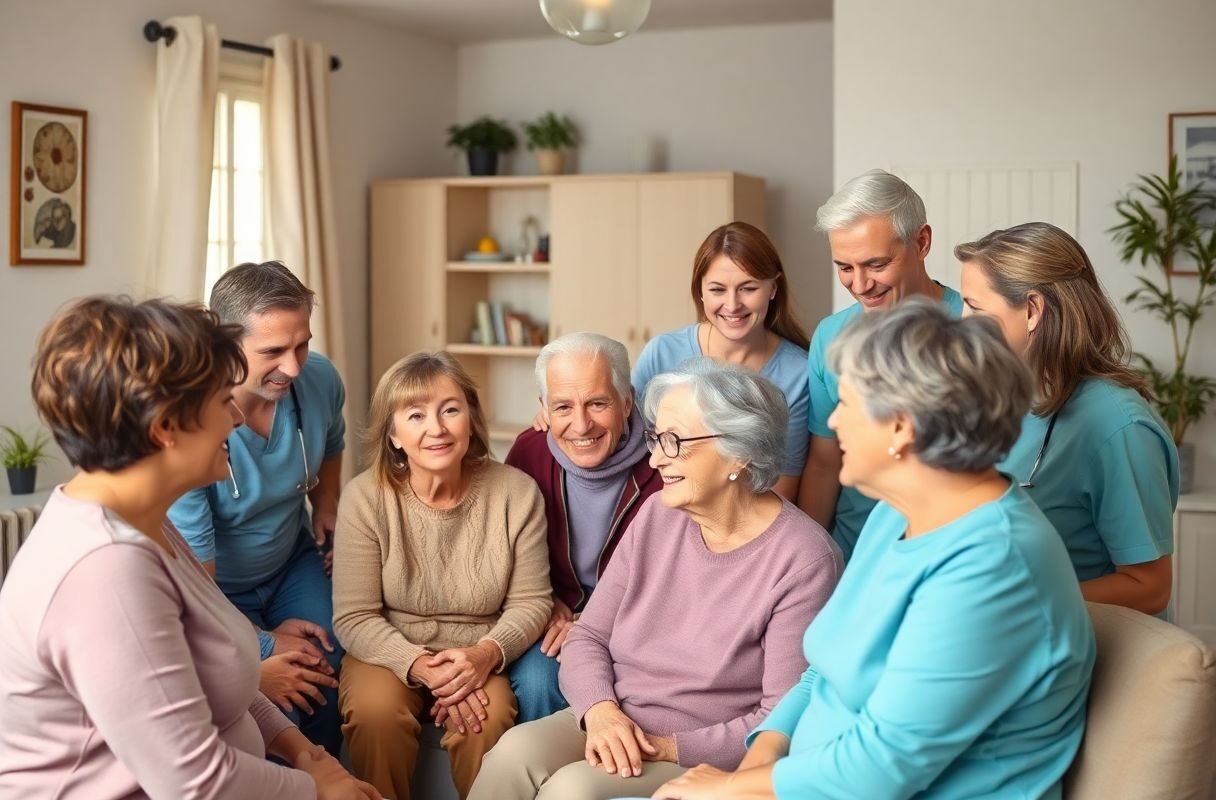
[1066,603,1216,799]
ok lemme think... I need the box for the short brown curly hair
[31,296,248,472]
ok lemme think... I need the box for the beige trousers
[468,708,686,800]
[338,654,517,800]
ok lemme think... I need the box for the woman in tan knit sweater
[332,352,552,800]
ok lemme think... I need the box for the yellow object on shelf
[477,235,500,254]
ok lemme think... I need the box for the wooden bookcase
[370,172,765,457]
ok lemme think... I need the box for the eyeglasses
[1019,408,1061,489]
[643,429,724,458]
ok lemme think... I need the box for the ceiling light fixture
[539,0,652,45]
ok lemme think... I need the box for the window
[205,64,266,300]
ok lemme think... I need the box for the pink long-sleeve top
[0,488,315,799]
[558,494,842,770]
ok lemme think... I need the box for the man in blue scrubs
[169,261,346,755]
[796,170,964,561]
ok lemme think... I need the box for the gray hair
[642,358,788,493]
[827,297,1031,472]
[535,332,632,405]
[209,260,316,331]
[816,169,927,243]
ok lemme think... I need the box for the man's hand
[271,618,336,673]
[260,651,339,714]
[583,700,657,778]
[312,503,338,574]
[541,598,576,657]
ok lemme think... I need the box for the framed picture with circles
[10,102,87,266]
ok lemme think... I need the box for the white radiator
[0,504,42,586]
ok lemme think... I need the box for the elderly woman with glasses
[469,359,842,800]
[332,352,552,800]
[957,223,1178,614]
[654,299,1094,800]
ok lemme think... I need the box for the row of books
[474,301,548,347]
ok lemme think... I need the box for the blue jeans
[508,640,568,723]
[225,531,344,757]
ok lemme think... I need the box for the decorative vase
[6,466,36,495]
[1178,441,1195,495]
[535,149,566,176]
[467,149,499,177]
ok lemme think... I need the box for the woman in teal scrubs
[957,222,1178,614]
[650,300,1094,800]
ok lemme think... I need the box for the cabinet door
[549,180,640,350]
[370,182,444,387]
[637,178,733,353]
[1173,505,1216,649]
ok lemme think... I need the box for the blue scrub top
[999,377,1178,582]
[169,352,346,593]
[807,284,964,560]
[750,483,1095,799]
[632,323,810,476]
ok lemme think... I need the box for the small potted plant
[1110,156,1216,493]
[446,116,518,177]
[523,111,580,176]
[2,426,51,495]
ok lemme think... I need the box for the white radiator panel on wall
[0,504,42,585]
[890,164,1079,291]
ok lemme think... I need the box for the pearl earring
[728,472,738,481]
[887,446,902,461]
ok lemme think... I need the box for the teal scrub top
[632,323,810,476]
[807,284,964,560]
[168,352,346,593]
[999,377,1179,582]
[749,484,1095,799]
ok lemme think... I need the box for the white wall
[456,21,835,331]
[835,0,1216,491]
[0,0,457,484]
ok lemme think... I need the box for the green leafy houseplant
[1,426,50,470]
[446,116,517,177]
[522,112,579,151]
[1109,156,1216,451]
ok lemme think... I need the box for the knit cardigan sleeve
[479,469,553,668]
[332,472,431,686]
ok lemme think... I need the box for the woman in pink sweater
[0,297,378,800]
[469,359,843,800]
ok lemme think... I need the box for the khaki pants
[468,708,686,800]
[339,654,517,800]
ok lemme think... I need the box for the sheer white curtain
[145,16,219,301]
[263,34,346,376]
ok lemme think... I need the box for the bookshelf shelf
[446,261,552,274]
[445,344,543,357]
[488,420,530,442]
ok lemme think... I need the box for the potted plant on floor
[446,116,518,177]
[2,426,51,495]
[523,111,579,176]
[1110,156,1216,493]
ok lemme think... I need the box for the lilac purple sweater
[558,493,841,770]
[0,489,314,799]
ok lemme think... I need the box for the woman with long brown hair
[957,222,1178,614]
[631,222,810,499]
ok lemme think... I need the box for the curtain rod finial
[143,20,177,46]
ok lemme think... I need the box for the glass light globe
[539,0,652,45]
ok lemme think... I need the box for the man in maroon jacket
[505,332,662,722]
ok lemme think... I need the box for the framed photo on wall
[1169,111,1216,274]
[9,102,87,266]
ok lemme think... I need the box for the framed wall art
[9,102,87,266]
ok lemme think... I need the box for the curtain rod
[142,20,342,72]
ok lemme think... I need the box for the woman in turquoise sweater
[652,299,1095,799]
[957,223,1178,614]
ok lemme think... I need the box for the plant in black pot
[523,111,579,176]
[446,116,518,177]
[2,426,51,495]
[1110,156,1216,494]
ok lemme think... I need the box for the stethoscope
[227,384,316,499]
[1018,391,1073,489]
